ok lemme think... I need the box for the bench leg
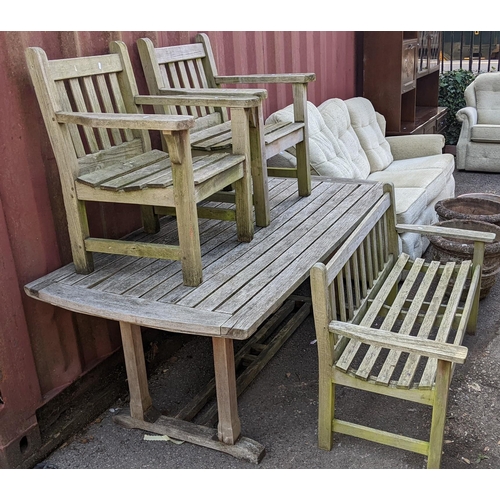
[212,337,241,445]
[428,359,452,469]
[318,368,335,450]
[119,322,153,421]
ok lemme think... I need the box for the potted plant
[438,68,476,150]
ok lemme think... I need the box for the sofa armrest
[385,134,445,160]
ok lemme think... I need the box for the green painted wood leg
[427,359,452,468]
[318,371,334,450]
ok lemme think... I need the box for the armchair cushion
[344,97,393,172]
[473,72,500,125]
[471,124,500,143]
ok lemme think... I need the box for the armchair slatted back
[137,37,227,130]
[27,43,151,178]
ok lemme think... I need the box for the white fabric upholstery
[344,97,393,172]
[265,97,456,259]
[265,101,364,178]
[457,72,500,171]
[318,98,371,179]
[470,124,500,142]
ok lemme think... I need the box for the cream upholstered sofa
[266,97,456,259]
[456,71,500,172]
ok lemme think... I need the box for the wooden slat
[56,80,86,157]
[127,178,307,301]
[335,253,410,373]
[25,283,231,335]
[263,122,303,145]
[354,258,426,381]
[77,150,168,187]
[376,260,441,385]
[419,261,471,388]
[82,75,111,149]
[108,73,135,142]
[68,78,99,153]
[153,44,206,65]
[49,53,122,80]
[96,74,123,145]
[396,261,457,388]
[189,183,366,313]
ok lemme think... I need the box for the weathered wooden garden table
[24,177,384,463]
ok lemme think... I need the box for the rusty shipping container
[0,30,357,468]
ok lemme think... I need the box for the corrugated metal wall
[0,30,356,467]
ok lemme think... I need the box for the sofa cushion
[318,98,371,179]
[368,167,448,206]
[471,124,500,143]
[383,153,455,178]
[265,101,368,179]
[344,97,393,172]
[392,187,428,225]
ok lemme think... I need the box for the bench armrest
[215,74,316,85]
[135,93,262,109]
[396,224,496,243]
[55,111,195,131]
[329,321,467,364]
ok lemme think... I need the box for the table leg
[119,321,152,421]
[212,337,241,444]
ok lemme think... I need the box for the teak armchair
[26,41,259,287]
[137,34,316,227]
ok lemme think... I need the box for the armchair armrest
[215,74,316,85]
[386,134,445,160]
[135,93,262,109]
[396,223,496,243]
[56,111,195,131]
[456,106,478,144]
[329,321,468,364]
[157,87,268,99]
[456,106,478,127]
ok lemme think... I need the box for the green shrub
[438,69,476,145]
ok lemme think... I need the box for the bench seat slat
[354,258,426,381]
[419,260,472,388]
[376,260,441,385]
[396,261,458,388]
[335,253,410,373]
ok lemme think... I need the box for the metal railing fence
[440,31,500,73]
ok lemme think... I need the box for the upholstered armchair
[456,71,500,171]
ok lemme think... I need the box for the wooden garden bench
[137,34,316,227]
[310,183,496,468]
[26,41,263,287]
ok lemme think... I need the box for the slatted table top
[25,178,384,340]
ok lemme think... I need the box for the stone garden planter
[435,197,500,226]
[428,219,500,299]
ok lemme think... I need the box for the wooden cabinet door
[401,39,417,93]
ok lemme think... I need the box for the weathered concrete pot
[435,197,500,226]
[458,192,500,205]
[428,219,500,299]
